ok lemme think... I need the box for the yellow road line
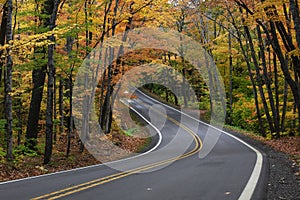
[48,149,200,200]
[32,102,202,200]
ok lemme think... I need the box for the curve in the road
[0,90,265,200]
[136,89,264,200]
[31,104,202,200]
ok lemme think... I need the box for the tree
[4,0,13,161]
[43,0,60,164]
[25,1,48,150]
[234,0,300,133]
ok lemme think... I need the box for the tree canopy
[0,0,299,166]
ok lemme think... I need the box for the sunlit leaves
[0,26,72,64]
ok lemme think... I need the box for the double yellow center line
[32,102,202,200]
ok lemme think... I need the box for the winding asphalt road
[0,90,267,200]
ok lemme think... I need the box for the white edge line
[137,89,263,200]
[0,100,162,186]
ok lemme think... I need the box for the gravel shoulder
[141,90,300,199]
[224,127,300,200]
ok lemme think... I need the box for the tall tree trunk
[44,0,60,165]
[17,74,22,146]
[273,52,281,134]
[58,76,64,135]
[228,31,233,124]
[53,73,57,143]
[227,7,266,136]
[281,80,288,132]
[182,68,188,107]
[257,25,280,137]
[79,0,93,152]
[65,35,74,157]
[26,2,48,150]
[262,2,300,126]
[243,23,275,133]
[103,48,113,134]
[236,0,300,132]
[269,21,300,131]
[98,1,112,127]
[66,74,73,157]
[80,72,89,152]
[17,99,22,146]
[26,65,46,149]
[5,0,13,161]
[99,49,108,127]
[44,41,55,164]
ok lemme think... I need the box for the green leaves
[124,128,138,137]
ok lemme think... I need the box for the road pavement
[0,90,266,200]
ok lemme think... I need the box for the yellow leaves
[9,89,24,98]
[241,0,286,25]
[1,26,73,62]
[258,0,283,10]
[287,48,300,57]
[0,0,6,5]
[286,111,298,119]
[35,165,49,173]
[0,44,10,52]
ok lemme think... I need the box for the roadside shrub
[231,97,260,132]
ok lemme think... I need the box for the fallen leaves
[0,124,150,182]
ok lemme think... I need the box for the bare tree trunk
[26,64,46,150]
[44,0,60,165]
[53,74,57,143]
[260,1,300,129]
[17,74,22,146]
[79,0,93,152]
[96,1,112,129]
[269,21,300,131]
[5,0,13,161]
[80,72,89,152]
[281,80,288,132]
[26,2,47,150]
[273,52,281,134]
[67,74,73,157]
[228,31,233,124]
[44,40,55,164]
[17,100,22,146]
[65,35,74,157]
[181,68,188,107]
[243,23,275,133]
[99,50,108,126]
[227,7,266,136]
[235,0,300,133]
[103,48,113,134]
[257,25,280,137]
[58,76,64,135]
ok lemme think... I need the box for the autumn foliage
[0,0,299,176]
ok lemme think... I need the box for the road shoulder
[224,127,300,200]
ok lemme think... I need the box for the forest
[0,0,299,177]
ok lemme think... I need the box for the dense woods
[0,0,299,168]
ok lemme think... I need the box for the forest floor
[225,126,300,173]
[0,125,149,182]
